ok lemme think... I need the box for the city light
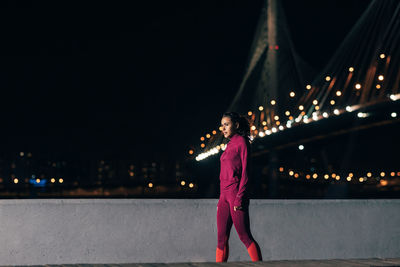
[390,94,399,101]
[378,75,384,81]
[259,106,264,111]
[306,85,311,90]
[355,83,361,89]
[391,112,397,118]
[349,67,354,72]
[270,100,276,105]
[298,145,304,150]
[325,76,331,81]
[189,183,194,188]
[357,112,368,118]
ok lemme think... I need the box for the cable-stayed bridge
[189,0,399,195]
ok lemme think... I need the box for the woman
[216,112,262,262]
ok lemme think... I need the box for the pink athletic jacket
[219,133,249,207]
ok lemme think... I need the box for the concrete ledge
[0,199,399,265]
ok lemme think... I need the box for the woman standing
[216,112,262,262]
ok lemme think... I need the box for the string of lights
[278,166,400,184]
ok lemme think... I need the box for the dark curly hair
[222,112,250,142]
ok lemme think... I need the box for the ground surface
[9,258,400,267]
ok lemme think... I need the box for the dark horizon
[0,0,371,161]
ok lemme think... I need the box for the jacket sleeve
[234,139,249,207]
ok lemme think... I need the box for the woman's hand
[234,206,242,211]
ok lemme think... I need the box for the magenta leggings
[217,189,254,250]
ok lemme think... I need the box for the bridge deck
[15,258,400,267]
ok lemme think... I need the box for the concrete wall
[0,199,399,265]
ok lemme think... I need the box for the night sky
[0,0,371,161]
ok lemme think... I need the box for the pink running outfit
[217,133,260,261]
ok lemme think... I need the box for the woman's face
[221,116,238,139]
